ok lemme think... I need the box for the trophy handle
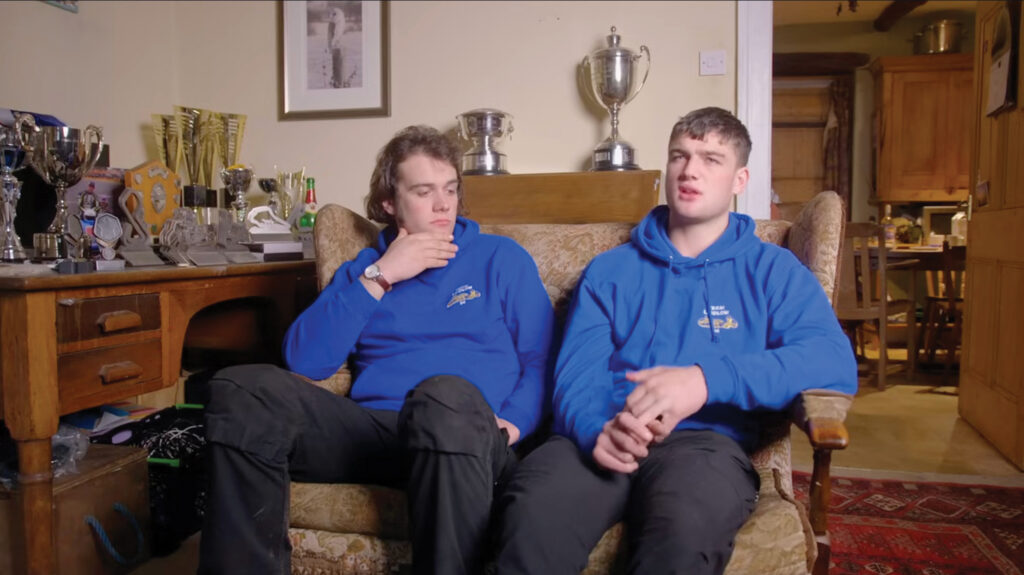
[83,124,105,173]
[625,45,651,106]
[578,55,601,110]
[13,113,37,152]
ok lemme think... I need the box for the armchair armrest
[789,389,854,575]
[790,389,853,450]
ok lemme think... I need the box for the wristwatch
[363,263,392,292]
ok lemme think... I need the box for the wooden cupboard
[871,53,974,204]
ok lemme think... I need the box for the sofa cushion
[287,472,809,575]
[290,527,411,575]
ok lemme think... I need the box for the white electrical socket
[699,50,727,76]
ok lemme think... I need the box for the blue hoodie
[283,217,555,438]
[554,207,857,455]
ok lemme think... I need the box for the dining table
[872,244,967,378]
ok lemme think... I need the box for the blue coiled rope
[84,502,146,566]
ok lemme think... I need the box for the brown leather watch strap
[372,272,391,292]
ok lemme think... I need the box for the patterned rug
[793,471,1024,574]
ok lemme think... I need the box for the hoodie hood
[630,206,759,269]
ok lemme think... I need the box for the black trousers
[196,364,516,575]
[494,432,759,575]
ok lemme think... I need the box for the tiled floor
[136,361,1024,574]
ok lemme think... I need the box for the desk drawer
[59,339,163,413]
[57,293,161,344]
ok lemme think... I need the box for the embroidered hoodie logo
[447,284,481,308]
[698,305,739,332]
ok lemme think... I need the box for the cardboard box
[0,444,150,575]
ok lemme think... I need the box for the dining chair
[919,241,966,380]
[834,223,914,389]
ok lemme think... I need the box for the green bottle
[298,177,318,231]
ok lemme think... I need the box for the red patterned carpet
[793,472,1024,574]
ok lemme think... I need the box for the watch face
[364,264,380,279]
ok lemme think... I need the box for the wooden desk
[0,260,317,575]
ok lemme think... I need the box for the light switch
[699,50,727,76]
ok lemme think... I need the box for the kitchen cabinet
[871,53,974,203]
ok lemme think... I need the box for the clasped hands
[592,365,709,473]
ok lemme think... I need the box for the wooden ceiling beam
[873,0,928,32]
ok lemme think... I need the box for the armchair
[288,191,853,575]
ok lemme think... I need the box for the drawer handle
[99,362,144,385]
[96,310,143,334]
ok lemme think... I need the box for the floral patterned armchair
[288,191,852,575]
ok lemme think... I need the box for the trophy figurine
[220,165,254,225]
[582,26,650,171]
[27,125,105,259]
[0,113,38,261]
[456,109,514,175]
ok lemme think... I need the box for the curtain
[823,77,853,211]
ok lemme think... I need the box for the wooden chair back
[835,222,887,321]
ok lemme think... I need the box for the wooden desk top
[0,259,316,292]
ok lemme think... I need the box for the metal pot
[913,20,963,54]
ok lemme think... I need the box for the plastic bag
[0,423,89,489]
[50,423,90,480]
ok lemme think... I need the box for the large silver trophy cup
[27,125,104,259]
[0,113,38,261]
[582,27,650,171]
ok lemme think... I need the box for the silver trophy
[258,177,283,217]
[220,165,253,224]
[582,27,650,171]
[456,109,514,175]
[27,125,105,259]
[0,113,38,261]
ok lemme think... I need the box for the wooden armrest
[806,418,849,450]
[789,388,855,554]
[790,389,854,447]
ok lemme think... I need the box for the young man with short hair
[198,125,555,575]
[495,107,857,574]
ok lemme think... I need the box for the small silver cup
[220,165,253,224]
[456,109,514,175]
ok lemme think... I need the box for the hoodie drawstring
[702,259,718,343]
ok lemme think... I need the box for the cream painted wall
[0,1,181,161]
[774,10,975,223]
[2,0,738,216]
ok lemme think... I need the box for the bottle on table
[298,177,318,232]
[881,204,897,247]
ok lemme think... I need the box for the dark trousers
[196,364,516,575]
[495,432,759,575]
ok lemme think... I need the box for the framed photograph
[280,1,390,119]
[42,1,78,13]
